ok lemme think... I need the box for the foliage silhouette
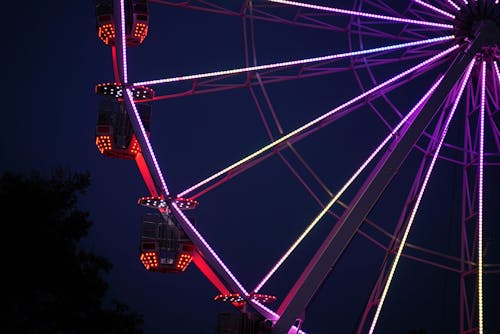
[3,168,144,333]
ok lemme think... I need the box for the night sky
[4,1,500,333]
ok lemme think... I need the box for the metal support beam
[273,21,498,334]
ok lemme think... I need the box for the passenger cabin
[95,98,151,159]
[95,0,149,46]
[140,213,195,273]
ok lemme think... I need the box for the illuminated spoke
[253,75,445,293]
[446,0,462,11]
[133,36,454,87]
[368,58,476,334]
[494,61,500,85]
[478,60,486,334]
[266,0,454,29]
[413,0,455,19]
[117,0,128,83]
[178,45,459,198]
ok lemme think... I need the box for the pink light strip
[494,61,500,85]
[447,0,462,11]
[413,0,455,19]
[118,0,128,83]
[170,206,252,302]
[478,60,485,334]
[267,0,454,29]
[253,75,445,293]
[178,45,459,198]
[368,58,476,334]
[125,90,169,194]
[133,36,454,87]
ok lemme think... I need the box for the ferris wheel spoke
[367,58,476,334]
[443,0,462,11]
[150,0,241,16]
[253,74,445,294]
[413,0,456,19]
[133,35,454,87]
[266,0,454,29]
[494,61,500,85]
[250,5,348,32]
[477,59,486,334]
[177,45,459,199]
[148,50,442,101]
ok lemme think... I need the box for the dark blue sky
[4,1,499,333]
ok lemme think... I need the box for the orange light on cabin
[95,135,112,154]
[98,23,115,46]
[140,251,158,270]
[129,137,141,155]
[134,22,148,43]
[176,253,193,271]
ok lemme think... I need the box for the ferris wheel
[94,0,500,333]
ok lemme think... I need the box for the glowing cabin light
[266,0,454,29]
[446,0,461,11]
[368,58,476,334]
[129,137,141,155]
[176,253,193,271]
[254,75,445,293]
[140,252,159,270]
[94,97,151,160]
[95,0,149,47]
[134,36,454,87]
[134,22,148,43]
[413,0,455,19]
[95,135,113,154]
[140,213,195,273]
[214,293,277,304]
[178,45,459,198]
[138,196,167,209]
[95,82,154,100]
[98,23,115,45]
[478,60,485,334]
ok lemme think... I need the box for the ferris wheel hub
[454,2,500,47]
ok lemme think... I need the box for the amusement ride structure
[94,0,500,332]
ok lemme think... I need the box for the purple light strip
[170,205,252,301]
[368,58,476,334]
[447,0,462,11]
[118,0,128,83]
[478,60,485,334]
[178,45,459,198]
[494,61,500,85]
[253,75,445,293]
[413,0,455,19]
[125,89,170,194]
[133,36,454,87]
[267,0,454,29]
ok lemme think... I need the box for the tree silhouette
[3,168,144,333]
